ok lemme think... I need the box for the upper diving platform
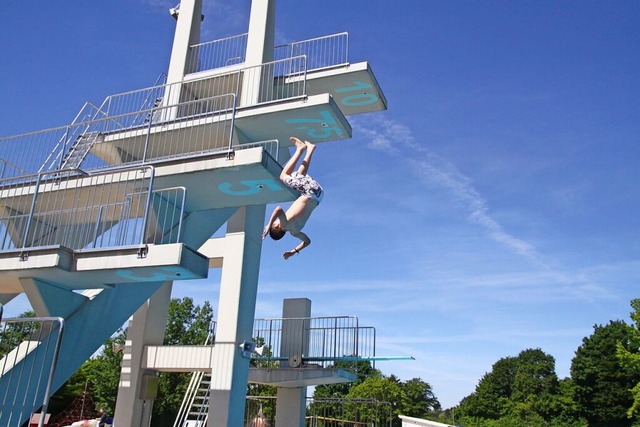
[0,31,386,296]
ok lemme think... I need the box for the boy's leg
[280,137,306,181]
[296,141,316,176]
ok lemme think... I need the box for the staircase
[173,326,216,427]
[59,131,102,170]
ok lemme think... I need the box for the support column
[208,205,266,427]
[114,281,173,427]
[241,0,277,106]
[163,0,203,118]
[275,298,311,427]
[245,0,276,66]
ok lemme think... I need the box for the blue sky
[2,0,640,409]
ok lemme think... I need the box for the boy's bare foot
[290,136,306,149]
[305,141,316,152]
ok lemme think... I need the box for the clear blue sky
[2,0,639,409]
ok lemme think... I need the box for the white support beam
[208,205,266,427]
[114,282,173,427]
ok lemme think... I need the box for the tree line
[6,297,640,426]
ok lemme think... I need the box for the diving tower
[0,0,387,426]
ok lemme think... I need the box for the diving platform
[0,0,392,424]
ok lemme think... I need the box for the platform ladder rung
[60,132,101,169]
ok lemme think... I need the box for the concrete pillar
[163,0,203,118]
[275,298,311,427]
[241,0,276,106]
[208,205,266,427]
[114,282,173,427]
[166,0,202,83]
[245,0,276,66]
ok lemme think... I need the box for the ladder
[59,131,101,170]
[173,327,216,427]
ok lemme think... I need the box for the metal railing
[146,186,186,246]
[306,398,393,427]
[0,316,64,427]
[251,316,375,371]
[0,166,159,252]
[1,93,237,175]
[102,55,306,120]
[275,32,349,72]
[186,32,349,76]
[243,396,393,427]
[0,32,348,177]
[188,33,248,73]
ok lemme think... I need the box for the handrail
[0,317,64,427]
[251,315,374,371]
[0,165,158,253]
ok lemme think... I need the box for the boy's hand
[262,226,269,240]
[282,250,297,260]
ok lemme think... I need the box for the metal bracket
[137,245,149,259]
[19,251,29,262]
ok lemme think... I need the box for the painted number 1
[336,81,378,107]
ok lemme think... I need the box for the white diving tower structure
[0,1,387,426]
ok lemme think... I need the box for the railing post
[175,187,186,243]
[142,113,154,164]
[37,318,64,427]
[92,206,104,249]
[22,174,42,250]
[56,126,72,171]
[302,55,308,99]
[140,167,155,246]
[227,94,237,156]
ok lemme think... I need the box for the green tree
[84,329,127,413]
[457,348,572,426]
[571,320,640,427]
[400,377,441,417]
[457,355,518,419]
[0,310,35,358]
[346,373,404,426]
[617,299,640,418]
[311,360,379,421]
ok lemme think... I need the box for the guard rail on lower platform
[0,316,64,427]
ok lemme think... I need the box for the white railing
[188,33,248,73]
[275,32,349,72]
[0,166,158,252]
[251,316,376,370]
[306,398,393,427]
[0,316,64,427]
[187,32,349,76]
[102,55,307,119]
[0,93,237,175]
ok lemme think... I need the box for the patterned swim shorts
[283,171,324,203]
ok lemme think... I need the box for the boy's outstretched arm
[282,231,311,260]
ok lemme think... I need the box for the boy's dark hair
[268,225,286,240]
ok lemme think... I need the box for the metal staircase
[59,131,102,170]
[173,325,216,427]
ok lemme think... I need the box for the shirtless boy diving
[262,137,324,260]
